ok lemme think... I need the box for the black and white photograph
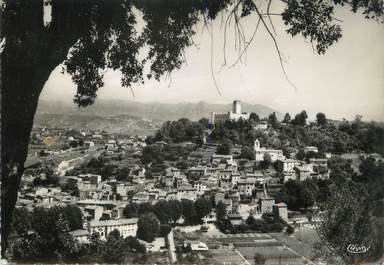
[1,0,383,264]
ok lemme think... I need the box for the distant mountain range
[36,99,282,121]
[34,100,281,134]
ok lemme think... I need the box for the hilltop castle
[210,100,250,124]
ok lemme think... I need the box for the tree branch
[210,22,222,95]
[229,15,261,68]
[267,0,277,36]
[253,3,297,91]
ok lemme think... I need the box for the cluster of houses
[28,126,148,157]
[20,115,336,250]
[19,137,328,240]
[19,134,331,244]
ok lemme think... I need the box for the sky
[40,2,384,121]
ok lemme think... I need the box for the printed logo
[347,244,370,254]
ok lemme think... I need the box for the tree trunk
[1,49,56,257]
[1,0,82,256]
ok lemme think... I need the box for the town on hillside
[9,100,384,265]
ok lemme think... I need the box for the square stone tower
[233,100,241,114]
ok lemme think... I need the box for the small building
[228,213,243,226]
[184,241,209,252]
[84,141,95,148]
[254,140,284,163]
[88,218,138,240]
[294,166,311,181]
[193,181,207,194]
[276,159,301,172]
[259,197,275,214]
[237,178,255,197]
[304,146,318,153]
[214,192,225,205]
[35,187,49,196]
[69,229,90,243]
[78,174,101,185]
[92,134,102,139]
[231,173,241,186]
[84,205,104,221]
[154,141,168,147]
[218,169,233,181]
[253,122,268,130]
[188,167,207,179]
[132,192,150,203]
[211,154,233,164]
[273,202,288,221]
[282,170,296,183]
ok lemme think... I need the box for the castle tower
[210,112,215,124]
[233,100,241,114]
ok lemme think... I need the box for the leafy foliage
[275,179,320,209]
[194,197,213,221]
[216,140,232,155]
[218,213,286,234]
[63,204,84,231]
[181,199,198,224]
[154,118,205,144]
[318,156,384,264]
[136,212,160,243]
[206,112,384,155]
[316,112,327,126]
[215,200,227,221]
[11,206,77,262]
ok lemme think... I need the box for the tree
[296,150,306,161]
[240,145,254,160]
[159,224,172,237]
[167,200,182,224]
[194,197,212,222]
[2,0,383,256]
[11,207,32,237]
[298,186,316,208]
[145,135,155,145]
[268,112,278,128]
[319,179,383,264]
[69,140,78,148]
[249,113,260,123]
[216,140,232,155]
[63,204,83,231]
[123,202,139,218]
[292,111,308,126]
[152,200,171,224]
[198,118,209,128]
[12,206,77,262]
[102,230,128,264]
[124,236,146,254]
[283,113,291,124]
[138,202,153,216]
[216,201,226,221]
[316,112,327,126]
[181,200,197,224]
[246,214,257,227]
[260,153,272,169]
[286,225,294,235]
[136,212,160,243]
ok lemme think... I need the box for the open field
[269,227,320,261]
